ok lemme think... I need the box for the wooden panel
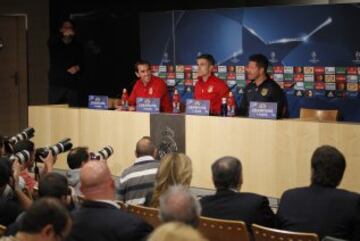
[28,106,81,169]
[78,109,150,175]
[186,116,360,197]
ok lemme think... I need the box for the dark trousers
[48,85,79,106]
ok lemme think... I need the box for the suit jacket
[66,200,153,241]
[277,185,360,241]
[200,189,275,229]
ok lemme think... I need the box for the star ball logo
[352,51,360,65]
[309,51,320,64]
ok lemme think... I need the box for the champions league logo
[158,126,178,159]
[352,51,360,65]
[269,51,278,64]
[309,51,320,64]
[162,52,171,65]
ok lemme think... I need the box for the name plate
[88,95,109,109]
[249,101,278,119]
[185,99,210,116]
[136,98,160,113]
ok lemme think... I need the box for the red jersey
[129,75,172,112]
[194,75,229,115]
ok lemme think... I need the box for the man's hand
[10,160,22,190]
[40,151,55,174]
[67,65,80,75]
[128,106,136,111]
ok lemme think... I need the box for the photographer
[13,140,55,193]
[5,172,76,236]
[0,157,33,226]
[0,159,22,226]
[66,147,90,195]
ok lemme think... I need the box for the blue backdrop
[140,4,360,122]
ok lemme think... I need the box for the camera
[35,138,73,161]
[1,127,35,153]
[10,150,31,165]
[90,145,114,160]
[9,127,35,144]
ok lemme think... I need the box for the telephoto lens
[10,150,31,165]
[35,138,73,161]
[90,145,114,160]
[9,127,35,144]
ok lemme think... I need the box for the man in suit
[66,161,152,241]
[277,145,360,241]
[200,156,275,229]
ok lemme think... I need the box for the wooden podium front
[29,105,360,198]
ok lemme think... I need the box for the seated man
[67,161,152,241]
[193,54,229,115]
[238,54,287,118]
[200,156,275,230]
[0,197,72,241]
[128,60,172,112]
[159,185,201,228]
[66,147,90,195]
[277,145,360,241]
[117,136,159,205]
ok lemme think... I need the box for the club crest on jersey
[207,86,214,93]
[261,88,268,96]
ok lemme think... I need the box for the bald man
[67,161,152,241]
[117,136,159,205]
[159,185,201,228]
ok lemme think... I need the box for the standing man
[48,19,83,106]
[238,54,287,118]
[194,54,229,115]
[128,60,172,112]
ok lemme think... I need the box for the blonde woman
[147,153,192,207]
[147,222,208,241]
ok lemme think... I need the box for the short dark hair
[196,54,216,66]
[249,54,269,73]
[38,173,70,199]
[211,156,242,190]
[135,136,156,157]
[0,157,11,186]
[135,60,151,73]
[67,147,89,169]
[20,198,71,236]
[311,145,346,188]
[13,140,34,154]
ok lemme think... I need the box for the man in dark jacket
[66,160,152,241]
[277,145,360,241]
[48,19,83,106]
[200,156,275,231]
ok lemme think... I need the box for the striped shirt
[117,156,159,205]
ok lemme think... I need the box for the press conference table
[28,105,360,198]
